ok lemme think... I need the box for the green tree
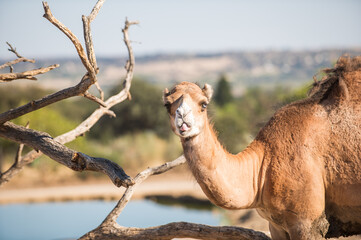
[210,84,309,153]
[214,74,233,106]
[0,85,49,113]
[90,78,171,140]
[211,103,248,153]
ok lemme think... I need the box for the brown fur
[163,56,361,240]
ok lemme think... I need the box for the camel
[162,56,361,240]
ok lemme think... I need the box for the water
[0,199,221,240]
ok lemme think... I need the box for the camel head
[163,82,213,139]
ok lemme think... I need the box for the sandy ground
[0,176,206,204]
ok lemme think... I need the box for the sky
[0,0,360,59]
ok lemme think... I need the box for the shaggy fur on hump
[308,56,361,102]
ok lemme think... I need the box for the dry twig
[0,58,35,70]
[122,18,139,100]
[0,64,59,82]
[14,122,29,166]
[42,1,95,78]
[83,91,107,107]
[6,42,23,58]
[82,0,106,100]
[0,122,133,187]
[0,42,55,82]
[94,81,105,100]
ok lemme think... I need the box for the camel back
[308,56,361,103]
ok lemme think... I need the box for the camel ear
[162,88,170,104]
[202,84,213,101]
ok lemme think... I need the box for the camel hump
[309,56,361,104]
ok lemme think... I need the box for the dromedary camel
[162,56,361,240]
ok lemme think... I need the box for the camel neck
[181,120,264,209]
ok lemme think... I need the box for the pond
[0,198,223,240]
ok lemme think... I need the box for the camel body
[163,57,361,239]
[255,94,361,239]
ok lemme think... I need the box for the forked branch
[82,0,106,99]
[0,64,59,82]
[42,1,95,77]
[83,91,107,107]
[0,122,133,188]
[0,1,104,123]
[0,58,35,71]
[0,1,139,185]
[0,42,57,82]
[6,42,24,58]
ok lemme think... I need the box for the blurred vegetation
[0,77,310,181]
[89,78,171,141]
[214,74,233,106]
[211,75,309,153]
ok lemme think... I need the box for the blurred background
[0,1,361,239]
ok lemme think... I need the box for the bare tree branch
[82,0,105,99]
[0,122,134,187]
[0,42,56,82]
[0,14,139,185]
[0,1,108,123]
[82,16,98,72]
[104,109,116,118]
[0,121,26,178]
[122,18,139,100]
[82,0,105,86]
[14,143,25,167]
[0,57,35,70]
[103,155,186,226]
[6,42,24,58]
[0,83,80,123]
[0,64,59,82]
[0,148,43,185]
[94,81,105,100]
[0,83,123,185]
[80,155,270,240]
[42,1,96,78]
[81,221,270,240]
[88,0,105,22]
[14,122,29,166]
[82,16,97,74]
[83,91,107,107]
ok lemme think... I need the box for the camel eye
[201,102,207,111]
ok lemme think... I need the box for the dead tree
[0,0,136,187]
[0,1,270,239]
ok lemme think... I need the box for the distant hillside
[1,49,361,95]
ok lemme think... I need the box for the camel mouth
[178,122,191,134]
